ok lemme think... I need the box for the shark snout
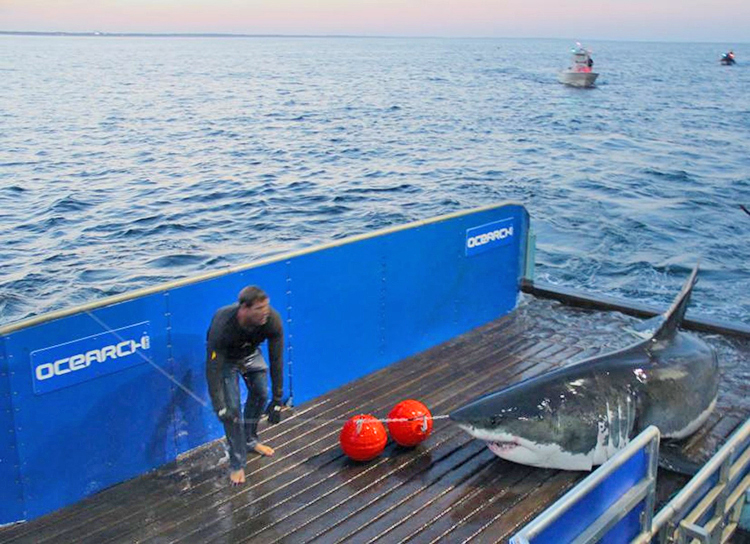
[450,394,503,424]
[451,402,514,443]
[450,390,517,429]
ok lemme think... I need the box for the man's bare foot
[229,469,246,486]
[253,443,275,456]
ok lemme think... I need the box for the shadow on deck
[2,295,749,543]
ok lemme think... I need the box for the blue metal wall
[0,339,24,523]
[0,203,528,524]
[530,450,649,543]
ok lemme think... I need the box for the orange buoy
[387,400,433,447]
[339,414,388,461]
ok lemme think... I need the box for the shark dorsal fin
[625,314,665,340]
[651,263,699,341]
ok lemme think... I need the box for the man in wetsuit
[206,285,284,485]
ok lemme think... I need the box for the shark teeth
[488,441,519,453]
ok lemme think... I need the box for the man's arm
[265,319,284,425]
[267,318,284,402]
[205,307,237,421]
[205,348,229,416]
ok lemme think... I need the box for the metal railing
[636,418,750,544]
[510,426,660,544]
[511,418,750,544]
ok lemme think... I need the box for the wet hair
[238,285,268,308]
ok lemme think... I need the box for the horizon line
[0,30,744,45]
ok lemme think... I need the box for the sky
[2,0,749,43]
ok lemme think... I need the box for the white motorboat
[558,44,598,88]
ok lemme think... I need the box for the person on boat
[579,55,594,73]
[721,51,736,64]
[205,285,285,485]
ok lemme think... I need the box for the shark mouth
[455,425,524,455]
[487,440,521,455]
[456,424,591,470]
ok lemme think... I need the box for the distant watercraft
[558,43,598,88]
[720,51,736,65]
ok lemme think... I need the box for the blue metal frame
[647,418,750,543]
[0,336,24,523]
[3,293,175,521]
[0,202,529,524]
[512,418,750,544]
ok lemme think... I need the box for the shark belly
[664,397,717,439]
[487,439,595,471]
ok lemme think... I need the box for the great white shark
[450,264,718,471]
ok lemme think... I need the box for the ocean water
[1,36,749,328]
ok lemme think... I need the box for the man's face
[239,298,270,328]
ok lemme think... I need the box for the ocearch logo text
[30,321,152,394]
[34,336,150,381]
[465,218,515,256]
[466,226,514,248]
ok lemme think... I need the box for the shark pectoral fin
[657,443,705,476]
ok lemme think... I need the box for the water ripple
[1,37,749,327]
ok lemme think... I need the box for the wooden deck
[2,295,749,544]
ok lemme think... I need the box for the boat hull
[558,70,599,88]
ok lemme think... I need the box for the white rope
[262,413,450,425]
[85,310,451,426]
[85,311,208,407]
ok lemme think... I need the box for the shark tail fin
[651,262,699,341]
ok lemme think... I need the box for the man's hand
[266,399,283,425]
[217,407,239,423]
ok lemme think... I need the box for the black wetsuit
[205,303,283,470]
